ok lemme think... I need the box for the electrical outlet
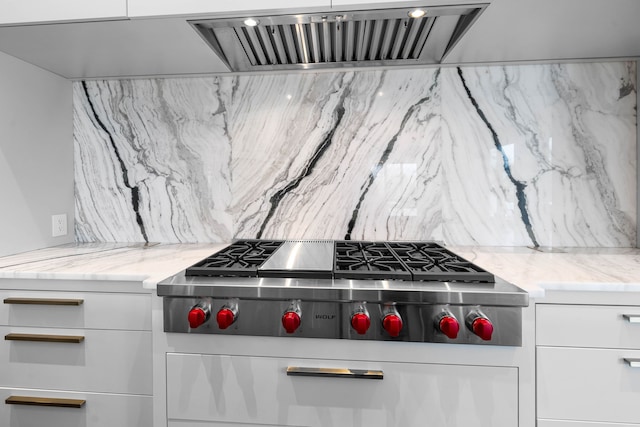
[52,214,68,237]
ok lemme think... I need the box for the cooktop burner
[186,240,283,277]
[387,242,494,282]
[333,241,412,281]
[186,239,494,283]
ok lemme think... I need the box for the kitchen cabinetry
[537,303,640,426]
[0,284,153,427]
[166,352,518,427]
[127,0,329,18]
[0,0,127,25]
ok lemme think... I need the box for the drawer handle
[624,358,640,368]
[4,333,85,344]
[4,297,84,306]
[5,395,85,408]
[623,314,640,323]
[286,366,383,380]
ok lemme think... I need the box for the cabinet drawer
[538,420,640,427]
[0,291,151,331]
[537,304,640,349]
[537,346,640,424]
[0,327,151,395]
[167,353,518,427]
[0,387,151,427]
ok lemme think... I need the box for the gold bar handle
[4,297,84,306]
[623,314,640,324]
[6,395,85,408]
[5,333,85,344]
[624,358,640,368]
[287,366,383,380]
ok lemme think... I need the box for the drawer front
[0,387,151,427]
[0,290,151,331]
[0,327,151,395]
[539,420,640,427]
[167,353,518,427]
[537,346,640,424]
[537,304,640,349]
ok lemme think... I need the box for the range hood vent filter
[191,5,487,72]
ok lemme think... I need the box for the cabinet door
[0,327,151,395]
[0,0,127,25]
[0,387,152,427]
[0,290,152,331]
[537,346,640,424]
[128,0,330,18]
[167,353,518,427]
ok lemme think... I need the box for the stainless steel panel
[162,297,523,346]
[259,241,334,273]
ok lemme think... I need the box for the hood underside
[190,4,488,72]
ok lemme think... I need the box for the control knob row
[187,301,493,341]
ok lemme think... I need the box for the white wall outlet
[52,214,68,237]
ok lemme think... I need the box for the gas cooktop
[185,239,495,283]
[159,239,528,346]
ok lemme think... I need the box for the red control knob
[439,316,460,339]
[472,317,494,341]
[382,314,403,337]
[282,311,301,334]
[351,312,371,335]
[216,308,236,330]
[188,307,207,329]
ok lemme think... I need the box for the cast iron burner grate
[333,241,413,280]
[387,242,495,282]
[186,240,284,277]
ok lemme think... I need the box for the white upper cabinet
[332,0,490,8]
[0,0,127,25]
[128,0,330,18]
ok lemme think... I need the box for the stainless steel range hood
[190,5,488,72]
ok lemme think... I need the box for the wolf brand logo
[315,314,336,320]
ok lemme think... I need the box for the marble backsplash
[74,61,637,247]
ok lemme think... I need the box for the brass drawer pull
[287,366,383,380]
[624,358,640,368]
[4,333,85,344]
[6,395,85,408]
[4,297,84,306]
[623,314,640,324]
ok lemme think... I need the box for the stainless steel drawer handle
[623,314,640,323]
[287,366,383,380]
[624,358,640,368]
[4,333,85,344]
[4,297,84,306]
[5,395,85,408]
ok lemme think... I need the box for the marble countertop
[1,243,640,296]
[448,246,640,298]
[0,242,226,289]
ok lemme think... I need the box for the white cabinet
[0,286,153,427]
[0,387,152,427]
[537,303,640,427]
[331,0,489,8]
[127,0,329,18]
[166,352,518,427]
[0,0,127,25]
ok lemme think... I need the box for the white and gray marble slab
[73,61,637,247]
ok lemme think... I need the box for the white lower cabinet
[536,303,640,426]
[0,387,152,427]
[0,327,152,394]
[0,284,153,427]
[167,353,518,427]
